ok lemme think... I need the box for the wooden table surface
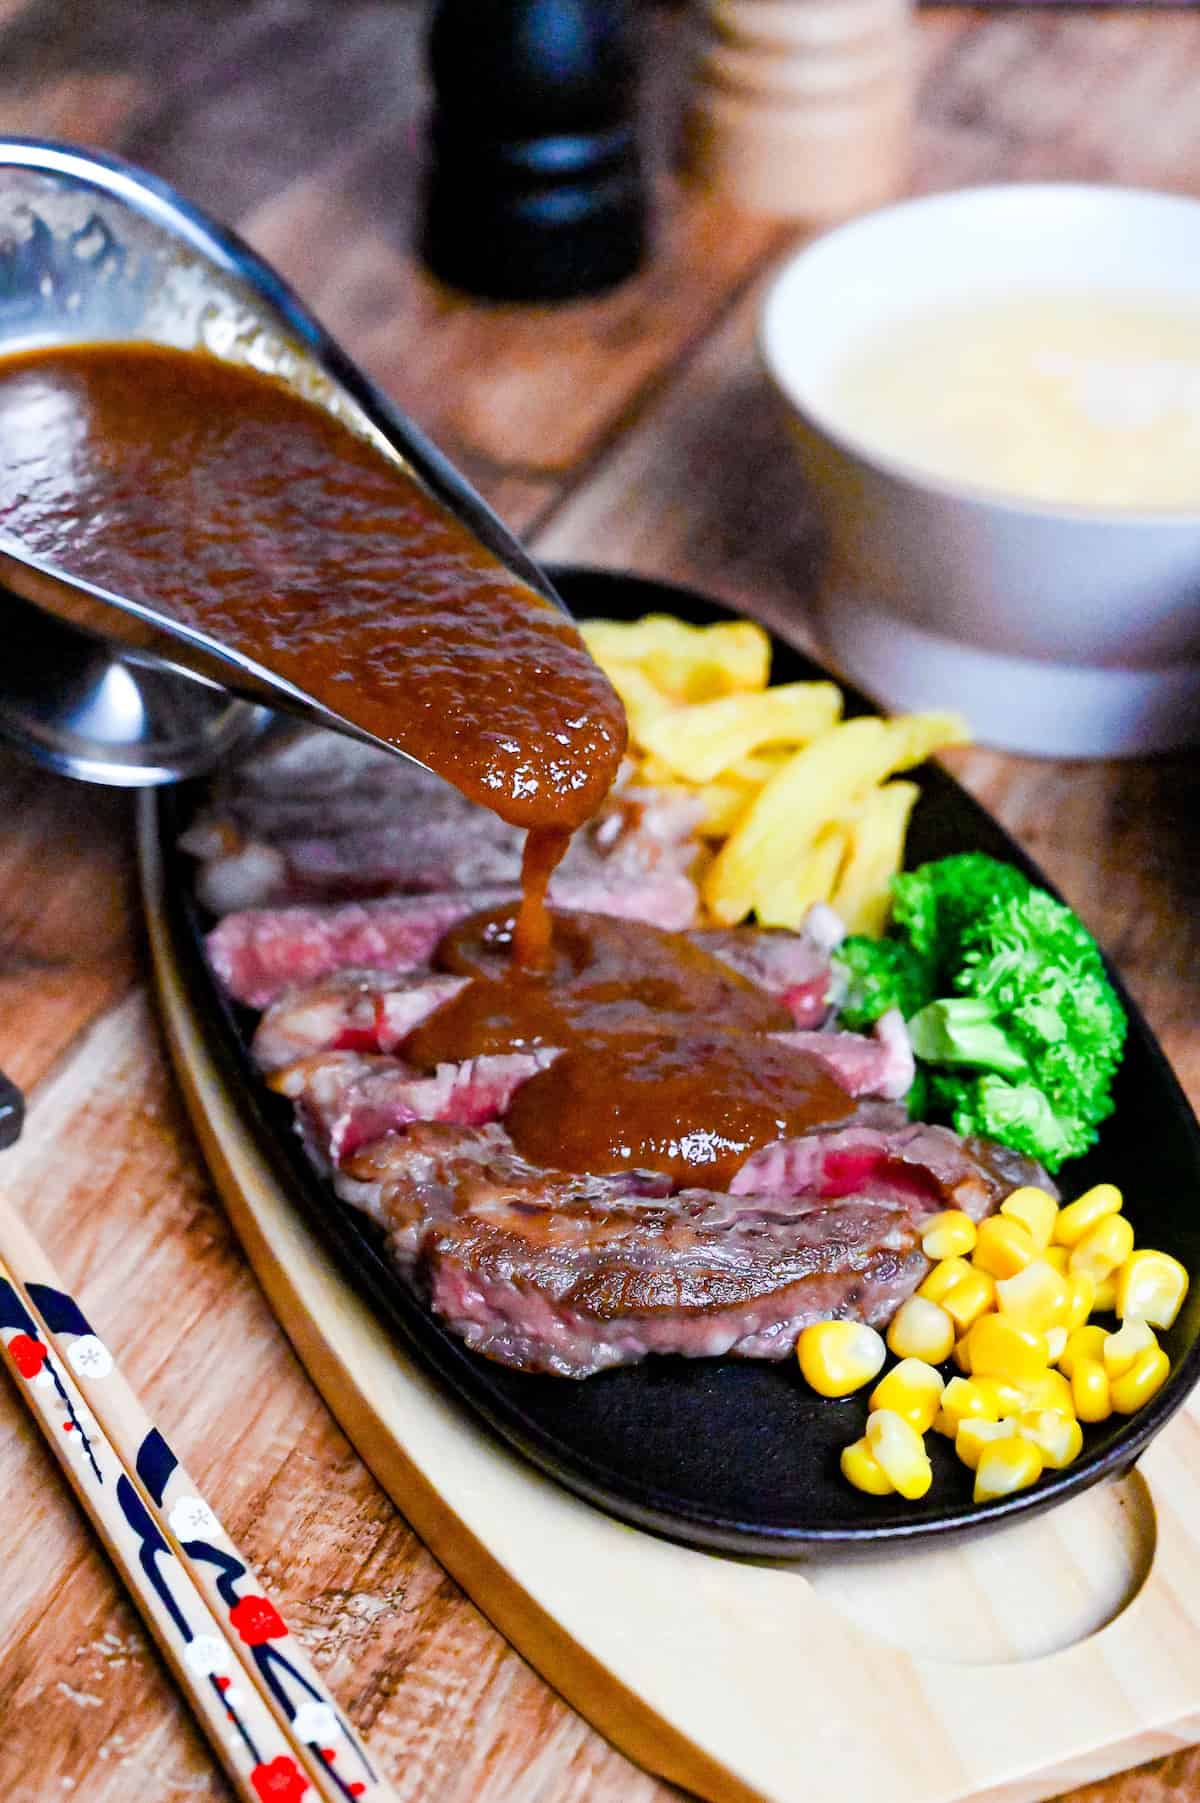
[2,3,1200,1799]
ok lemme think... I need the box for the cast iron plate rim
[152,564,1200,1552]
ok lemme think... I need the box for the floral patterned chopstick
[0,1274,315,1801]
[0,1190,393,1803]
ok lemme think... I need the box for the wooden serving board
[140,798,1200,1803]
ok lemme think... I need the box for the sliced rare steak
[251,970,471,1071]
[235,917,836,1038]
[772,1011,914,1099]
[729,1119,1051,1219]
[272,1047,560,1164]
[328,1113,994,1377]
[208,891,485,1010]
[215,887,832,1016]
[184,725,704,914]
[208,873,703,1008]
[689,925,835,1029]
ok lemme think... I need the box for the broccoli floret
[890,853,1033,985]
[905,883,1126,1172]
[831,934,934,1031]
[908,997,1030,1080]
[826,851,1127,1173]
[950,1075,1096,1169]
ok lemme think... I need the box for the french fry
[638,682,843,784]
[703,718,891,925]
[885,711,971,769]
[727,752,792,787]
[831,781,921,936]
[636,752,684,789]
[603,660,676,747]
[703,713,968,926]
[754,824,850,929]
[584,612,971,941]
[581,615,770,701]
[694,780,757,838]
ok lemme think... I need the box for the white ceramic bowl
[760,183,1200,757]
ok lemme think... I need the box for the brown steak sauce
[0,344,624,834]
[410,908,855,1186]
[0,343,853,1182]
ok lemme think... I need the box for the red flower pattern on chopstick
[9,1330,46,1377]
[231,1594,289,1646]
[250,1754,310,1801]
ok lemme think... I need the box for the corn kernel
[887,1296,955,1364]
[1018,1409,1084,1469]
[965,1314,1050,1383]
[941,1268,996,1333]
[865,1409,933,1499]
[918,1256,972,1303]
[1070,1216,1135,1285]
[1072,1356,1112,1423]
[1103,1319,1157,1379]
[1000,1186,1059,1250]
[973,1216,1037,1279]
[1065,1271,1097,1332]
[870,1359,945,1433]
[1110,1344,1170,1415]
[1043,1245,1071,1275]
[995,1260,1071,1331]
[952,1335,973,1374]
[796,1320,887,1397]
[1092,1272,1119,1313]
[1117,1249,1190,1329]
[974,1434,1045,1502]
[921,1210,978,1260]
[955,1416,1020,1470]
[970,1375,1027,1416]
[1058,1324,1108,1378]
[933,1376,998,1437]
[1054,1183,1123,1247]
[840,1436,895,1495]
[1019,1368,1076,1416]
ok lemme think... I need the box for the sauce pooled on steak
[409,906,856,1187]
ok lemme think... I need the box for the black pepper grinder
[419,0,647,302]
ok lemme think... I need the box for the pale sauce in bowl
[823,294,1200,510]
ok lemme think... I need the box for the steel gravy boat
[0,138,569,786]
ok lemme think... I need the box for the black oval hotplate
[154,568,1200,1551]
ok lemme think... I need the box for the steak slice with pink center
[689,925,834,1027]
[731,1120,1054,1218]
[251,970,470,1071]
[185,720,705,914]
[208,891,484,1011]
[272,1047,560,1164]
[772,1009,914,1101]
